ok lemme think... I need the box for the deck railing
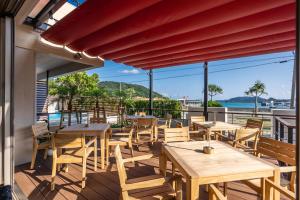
[274,116,296,144]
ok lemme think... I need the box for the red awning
[41,0,296,69]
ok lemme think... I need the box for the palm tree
[208,84,223,101]
[245,80,267,114]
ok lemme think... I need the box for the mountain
[100,81,165,99]
[220,96,290,103]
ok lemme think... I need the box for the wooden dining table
[126,115,157,120]
[160,141,279,200]
[60,123,111,169]
[193,121,241,140]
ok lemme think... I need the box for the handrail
[275,117,296,128]
[37,109,296,118]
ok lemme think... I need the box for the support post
[149,69,153,115]
[295,0,300,198]
[291,55,296,109]
[0,15,14,188]
[203,62,208,120]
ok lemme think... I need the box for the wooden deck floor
[15,142,288,200]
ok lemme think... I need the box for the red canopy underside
[42,0,296,69]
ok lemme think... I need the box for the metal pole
[203,62,208,120]
[149,69,153,115]
[291,54,296,109]
[295,0,300,198]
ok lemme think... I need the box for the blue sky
[87,51,295,100]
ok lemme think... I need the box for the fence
[40,105,296,143]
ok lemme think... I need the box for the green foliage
[207,100,223,107]
[125,100,182,118]
[245,80,267,113]
[101,81,166,99]
[208,84,223,101]
[245,80,267,97]
[49,72,100,110]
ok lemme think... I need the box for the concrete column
[14,47,36,165]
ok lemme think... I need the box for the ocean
[219,102,263,108]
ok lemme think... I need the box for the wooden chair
[135,118,157,145]
[264,178,296,200]
[241,137,296,195]
[189,116,206,140]
[189,116,205,130]
[106,128,134,164]
[218,119,263,151]
[51,132,97,191]
[136,111,146,116]
[31,122,53,169]
[163,127,190,143]
[158,114,172,129]
[208,184,227,200]
[114,145,182,200]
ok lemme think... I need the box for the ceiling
[41,0,296,69]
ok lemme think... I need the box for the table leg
[100,135,105,169]
[159,151,167,176]
[186,178,199,200]
[272,169,280,200]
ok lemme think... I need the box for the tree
[208,84,223,101]
[113,87,136,123]
[48,79,68,110]
[245,80,267,114]
[49,72,100,125]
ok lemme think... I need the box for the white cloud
[121,69,140,74]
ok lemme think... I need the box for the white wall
[186,107,228,124]
[14,47,36,165]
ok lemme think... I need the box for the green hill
[100,81,166,99]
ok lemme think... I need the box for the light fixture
[82,51,98,59]
[64,45,80,54]
[97,56,105,61]
[40,37,63,48]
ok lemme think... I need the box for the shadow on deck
[15,142,286,200]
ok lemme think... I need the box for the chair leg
[94,140,97,171]
[223,182,228,197]
[30,144,38,169]
[175,178,183,200]
[64,164,69,173]
[172,163,176,189]
[106,143,110,165]
[129,143,134,157]
[43,148,48,160]
[51,159,57,191]
[82,159,87,188]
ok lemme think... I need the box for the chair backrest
[32,122,49,137]
[114,145,127,186]
[264,178,295,200]
[176,121,183,128]
[138,112,146,116]
[165,114,172,128]
[90,117,107,123]
[235,128,260,142]
[256,137,296,166]
[51,132,85,149]
[245,119,263,130]
[164,127,189,143]
[137,118,156,128]
[190,116,205,125]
